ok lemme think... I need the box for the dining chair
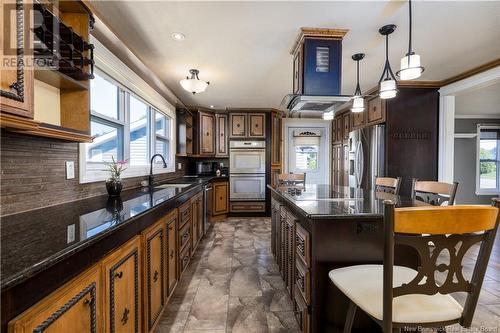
[411,179,459,206]
[376,177,402,195]
[329,198,500,333]
[278,173,306,187]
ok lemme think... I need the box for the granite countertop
[0,175,227,290]
[268,184,425,219]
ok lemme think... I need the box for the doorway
[284,119,331,185]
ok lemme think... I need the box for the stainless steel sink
[155,183,192,189]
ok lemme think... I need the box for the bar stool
[329,198,500,333]
[411,179,459,206]
[376,177,402,195]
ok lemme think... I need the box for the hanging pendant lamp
[378,24,398,100]
[351,53,365,113]
[180,69,210,94]
[396,0,425,80]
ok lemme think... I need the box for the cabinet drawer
[367,96,385,124]
[230,201,265,212]
[179,243,191,275]
[295,223,311,268]
[178,221,191,252]
[179,201,192,228]
[294,288,310,333]
[295,258,310,304]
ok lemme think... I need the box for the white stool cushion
[329,265,463,324]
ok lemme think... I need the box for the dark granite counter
[268,184,425,219]
[1,175,227,291]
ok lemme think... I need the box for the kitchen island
[269,184,421,333]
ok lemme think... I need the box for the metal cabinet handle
[170,249,174,259]
[121,307,130,326]
[114,271,123,279]
[9,82,20,92]
[153,270,159,282]
[83,298,91,306]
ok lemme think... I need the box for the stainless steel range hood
[281,94,351,117]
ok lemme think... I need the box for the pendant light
[396,0,424,80]
[351,53,365,113]
[378,24,398,99]
[180,69,210,94]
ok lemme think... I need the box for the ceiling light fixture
[396,0,424,80]
[322,111,334,121]
[351,53,365,113]
[180,69,209,95]
[378,24,398,100]
[171,32,185,41]
[210,105,215,108]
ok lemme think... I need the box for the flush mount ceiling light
[378,24,398,100]
[171,32,185,41]
[396,0,424,80]
[180,69,210,95]
[351,53,365,113]
[322,110,334,120]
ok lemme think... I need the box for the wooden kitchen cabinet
[198,111,215,155]
[351,109,366,130]
[248,113,265,138]
[229,113,247,138]
[8,265,101,333]
[102,236,142,333]
[215,113,228,157]
[191,191,203,253]
[213,181,229,215]
[271,166,281,188]
[271,111,282,166]
[342,113,350,141]
[367,96,386,125]
[1,0,34,118]
[165,210,178,298]
[141,220,165,332]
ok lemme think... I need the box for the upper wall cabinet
[0,0,95,142]
[0,0,34,118]
[229,112,266,139]
[215,113,228,157]
[198,111,215,155]
[271,110,282,166]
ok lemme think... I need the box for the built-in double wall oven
[229,140,266,201]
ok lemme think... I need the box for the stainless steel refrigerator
[348,124,385,191]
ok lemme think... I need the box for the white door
[287,126,329,185]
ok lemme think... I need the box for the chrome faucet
[149,154,167,186]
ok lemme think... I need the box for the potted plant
[103,157,128,196]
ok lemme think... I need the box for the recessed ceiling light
[171,32,185,41]
[210,105,215,109]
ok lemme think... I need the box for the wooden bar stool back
[411,179,459,206]
[278,173,306,187]
[376,177,402,195]
[329,198,500,333]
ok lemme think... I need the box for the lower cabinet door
[102,236,142,333]
[142,221,165,332]
[8,266,101,333]
[191,196,199,252]
[213,182,228,215]
[165,211,178,297]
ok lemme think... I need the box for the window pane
[155,111,167,136]
[155,138,169,161]
[295,145,318,170]
[129,95,149,165]
[480,162,497,189]
[479,128,499,190]
[87,120,122,163]
[91,73,119,119]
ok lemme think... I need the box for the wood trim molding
[441,58,500,86]
[290,27,349,54]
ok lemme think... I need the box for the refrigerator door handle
[355,140,363,186]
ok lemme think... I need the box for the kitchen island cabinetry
[270,185,419,333]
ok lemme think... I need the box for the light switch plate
[66,161,75,179]
[67,224,75,243]
[178,162,182,170]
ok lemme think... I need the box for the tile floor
[156,217,500,333]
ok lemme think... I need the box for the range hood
[282,28,350,117]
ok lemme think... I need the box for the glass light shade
[379,79,397,99]
[399,54,423,80]
[180,78,209,94]
[351,96,364,113]
[322,111,334,120]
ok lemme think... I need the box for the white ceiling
[89,1,500,110]
[455,81,500,117]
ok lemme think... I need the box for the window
[477,125,500,194]
[295,145,319,171]
[81,70,173,182]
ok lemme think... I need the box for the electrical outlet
[67,224,75,243]
[178,162,182,170]
[66,161,75,179]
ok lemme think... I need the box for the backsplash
[1,132,185,216]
